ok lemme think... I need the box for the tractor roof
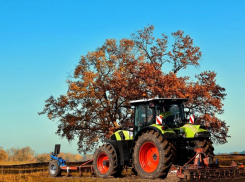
[130,98,189,105]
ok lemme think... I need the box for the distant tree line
[215,151,245,155]
[0,146,92,163]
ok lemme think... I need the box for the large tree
[39,25,228,154]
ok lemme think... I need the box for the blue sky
[0,0,244,154]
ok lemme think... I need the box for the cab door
[134,104,147,136]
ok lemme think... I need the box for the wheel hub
[139,142,159,173]
[152,153,158,161]
[97,153,109,174]
[50,164,56,174]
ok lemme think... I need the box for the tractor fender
[133,126,177,146]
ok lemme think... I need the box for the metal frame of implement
[176,148,245,180]
[50,144,94,176]
[60,159,94,176]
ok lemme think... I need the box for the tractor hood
[179,124,210,138]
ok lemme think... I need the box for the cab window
[134,105,146,134]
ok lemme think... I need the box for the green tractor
[93,98,214,179]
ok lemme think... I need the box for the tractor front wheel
[133,130,175,179]
[93,144,120,178]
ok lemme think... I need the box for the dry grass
[1,170,244,182]
[216,155,245,166]
[0,161,36,165]
[0,165,176,182]
[0,164,142,182]
[0,171,166,182]
[0,155,244,182]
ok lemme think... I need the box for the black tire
[93,144,120,178]
[49,160,62,177]
[133,130,174,179]
[131,167,137,175]
[168,141,177,163]
[113,166,124,177]
[177,139,215,165]
[194,138,214,156]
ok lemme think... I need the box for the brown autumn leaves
[39,25,228,154]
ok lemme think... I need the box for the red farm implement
[175,148,245,180]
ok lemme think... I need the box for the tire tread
[133,130,174,179]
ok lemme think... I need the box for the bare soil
[54,172,245,182]
[1,155,245,182]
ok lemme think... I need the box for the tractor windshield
[132,100,186,135]
[156,103,184,127]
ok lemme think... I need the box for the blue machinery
[50,144,66,166]
[49,144,94,177]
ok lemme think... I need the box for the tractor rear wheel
[49,160,62,177]
[133,130,174,179]
[178,138,215,165]
[93,144,120,178]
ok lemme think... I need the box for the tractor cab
[130,98,188,135]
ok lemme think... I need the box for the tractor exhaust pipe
[54,144,60,157]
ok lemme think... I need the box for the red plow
[60,159,94,177]
[175,148,245,180]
